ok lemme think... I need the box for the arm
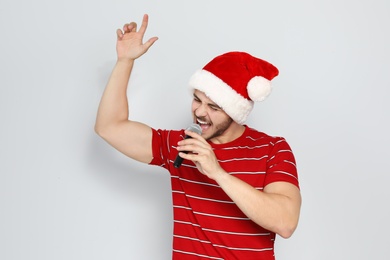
[177,130,301,238]
[95,14,158,163]
[212,175,301,239]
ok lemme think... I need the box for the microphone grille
[186,124,202,135]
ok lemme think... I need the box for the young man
[95,14,301,260]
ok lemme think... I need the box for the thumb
[143,37,159,50]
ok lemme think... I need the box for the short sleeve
[149,128,167,168]
[264,138,299,188]
[149,128,183,170]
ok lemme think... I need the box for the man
[95,14,301,260]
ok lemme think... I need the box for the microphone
[174,123,202,168]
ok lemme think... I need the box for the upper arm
[264,182,302,221]
[96,120,153,164]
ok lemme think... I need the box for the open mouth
[197,118,211,131]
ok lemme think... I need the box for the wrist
[213,168,230,183]
[116,58,135,65]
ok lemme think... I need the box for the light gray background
[1,0,389,259]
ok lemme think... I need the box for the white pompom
[247,76,272,101]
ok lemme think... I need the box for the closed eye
[193,93,221,111]
[209,104,221,111]
[193,94,201,103]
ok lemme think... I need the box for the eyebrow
[193,93,222,110]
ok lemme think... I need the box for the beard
[206,117,234,140]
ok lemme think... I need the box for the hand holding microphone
[174,124,202,168]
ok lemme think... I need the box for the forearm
[95,59,134,131]
[215,172,301,238]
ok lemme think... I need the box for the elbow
[94,123,103,136]
[94,122,108,138]
[277,226,296,239]
[276,219,299,239]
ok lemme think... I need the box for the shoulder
[243,126,295,156]
[244,126,286,144]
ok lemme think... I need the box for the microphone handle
[173,135,190,168]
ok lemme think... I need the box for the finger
[177,140,209,155]
[184,130,208,144]
[138,14,149,35]
[143,36,159,50]
[179,151,207,165]
[123,22,136,33]
[178,136,208,150]
[184,130,200,138]
[178,152,196,162]
[177,143,196,153]
[116,29,123,40]
[129,21,137,32]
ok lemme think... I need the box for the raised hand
[116,14,158,62]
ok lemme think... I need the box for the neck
[210,123,246,144]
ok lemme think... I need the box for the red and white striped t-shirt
[150,125,299,260]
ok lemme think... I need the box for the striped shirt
[150,125,299,259]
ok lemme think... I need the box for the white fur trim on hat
[247,76,272,102]
[189,69,254,124]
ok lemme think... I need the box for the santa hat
[188,51,279,124]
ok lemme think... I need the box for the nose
[194,103,207,117]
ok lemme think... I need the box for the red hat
[189,51,279,124]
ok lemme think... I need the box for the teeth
[197,119,209,125]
